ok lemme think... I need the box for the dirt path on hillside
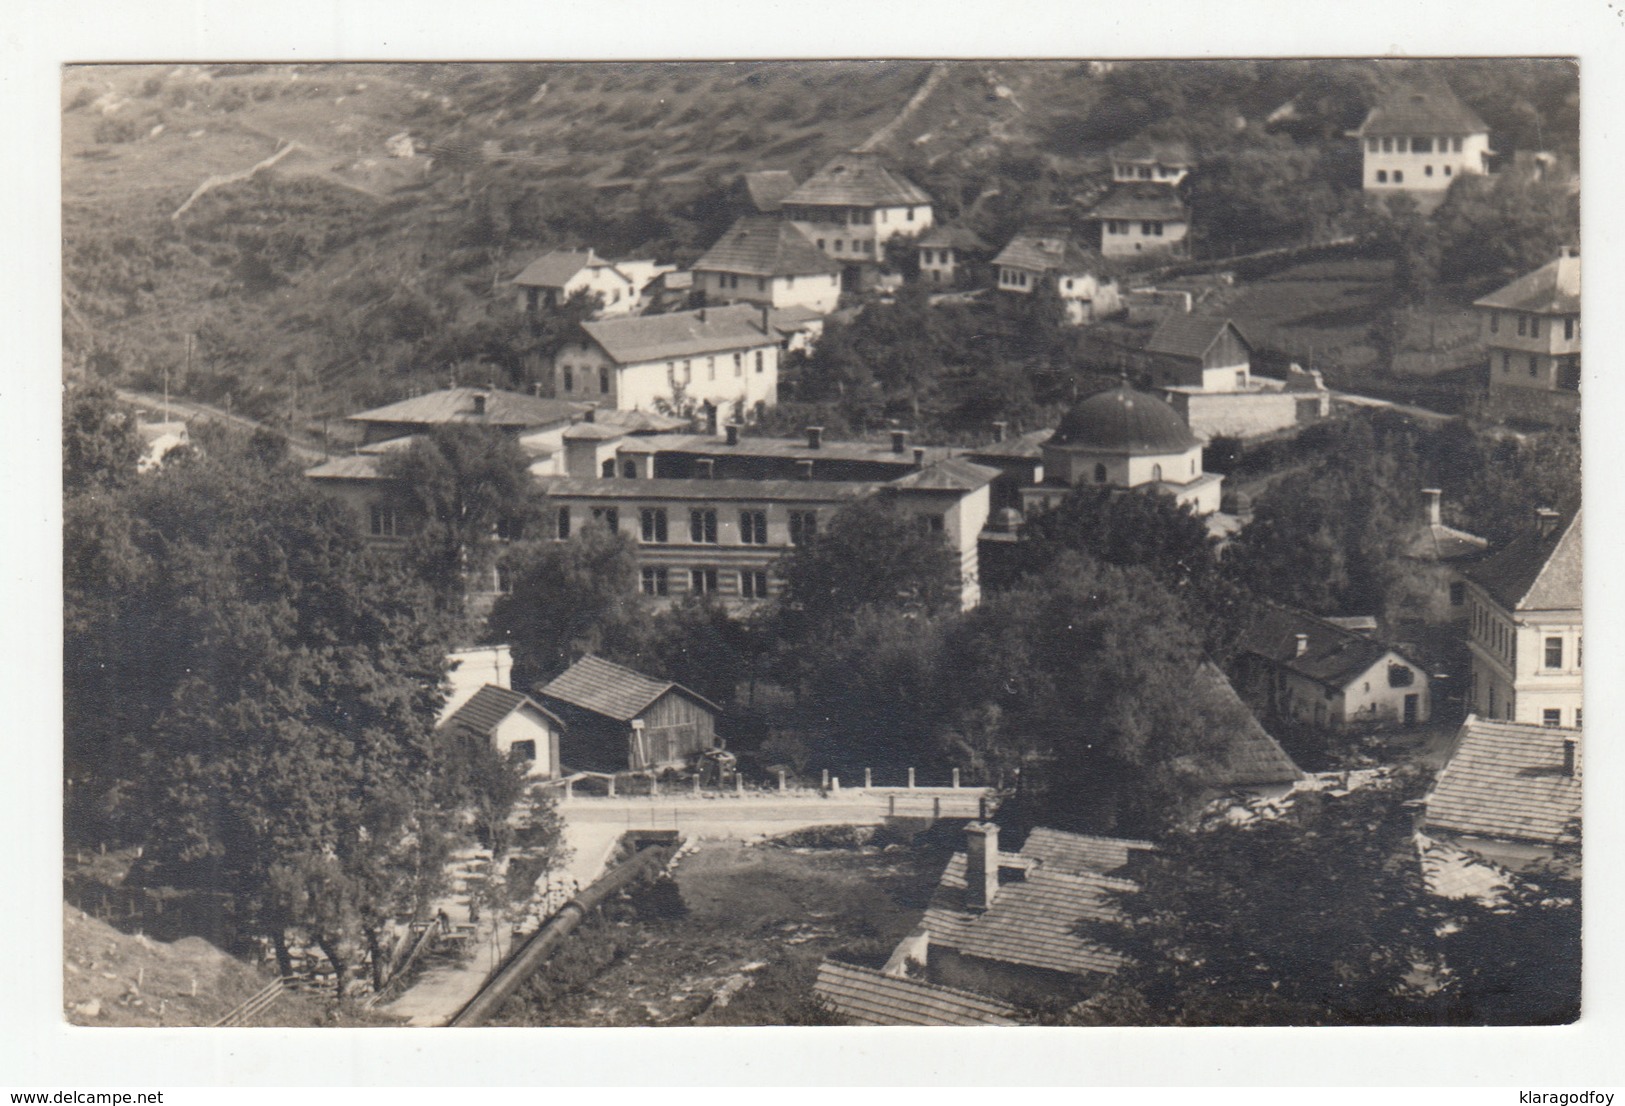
[170,140,302,220]
[855,63,949,153]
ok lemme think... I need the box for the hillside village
[62,59,1579,1028]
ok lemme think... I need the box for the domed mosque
[1019,384,1225,515]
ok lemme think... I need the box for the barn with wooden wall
[536,654,721,773]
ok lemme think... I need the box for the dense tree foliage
[62,380,144,496]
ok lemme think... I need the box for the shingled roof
[1474,251,1581,315]
[813,961,1019,1027]
[1425,717,1581,846]
[580,304,775,365]
[1354,84,1489,138]
[438,685,562,739]
[512,248,627,289]
[1020,828,1155,877]
[537,654,718,722]
[782,151,932,208]
[694,216,841,278]
[1111,136,1196,167]
[922,850,1133,978]
[346,387,587,431]
[918,225,990,252]
[1146,314,1252,362]
[740,169,799,213]
[1464,509,1582,613]
[1237,604,1415,693]
[886,457,1001,492]
[992,233,1103,275]
[1179,661,1304,788]
[1088,183,1190,222]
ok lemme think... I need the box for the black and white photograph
[57,55,1583,1035]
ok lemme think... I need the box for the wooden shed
[1145,315,1254,392]
[536,654,722,774]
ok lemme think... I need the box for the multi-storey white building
[1088,183,1190,259]
[1464,508,1582,729]
[1350,85,1493,209]
[779,151,934,291]
[1474,248,1580,428]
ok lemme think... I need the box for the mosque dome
[1049,386,1199,455]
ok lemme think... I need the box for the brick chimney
[913,447,926,465]
[1422,488,1442,528]
[992,420,1008,443]
[1563,737,1578,777]
[725,423,740,447]
[1294,633,1309,658]
[797,459,815,481]
[963,822,1000,912]
[890,429,909,454]
[806,426,823,450]
[472,392,488,416]
[695,458,715,480]
[1535,507,1560,538]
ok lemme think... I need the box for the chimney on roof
[992,420,1008,443]
[1562,737,1578,777]
[1535,507,1560,538]
[705,405,718,436]
[472,392,488,416]
[698,307,708,324]
[1294,633,1309,658]
[806,426,823,450]
[725,423,740,447]
[964,822,1000,912]
[583,405,596,424]
[913,447,926,465]
[798,459,815,481]
[695,458,715,480]
[760,303,772,336]
[1422,488,1442,528]
[890,429,909,454]
[533,382,543,397]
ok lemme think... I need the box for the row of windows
[1543,707,1582,728]
[1472,603,1583,671]
[557,506,818,544]
[1105,220,1165,236]
[662,350,767,388]
[786,206,919,225]
[1367,135,1467,154]
[1373,166,1453,183]
[560,365,613,394]
[639,566,770,598]
[815,237,876,255]
[716,273,769,293]
[920,248,956,266]
[1489,312,1577,341]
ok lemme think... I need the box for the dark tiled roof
[1020,828,1154,876]
[917,225,990,252]
[615,432,954,467]
[782,151,932,208]
[993,233,1103,275]
[512,249,623,289]
[538,475,876,504]
[1405,522,1489,563]
[1465,509,1582,612]
[1355,84,1489,137]
[595,408,691,433]
[347,387,587,430]
[1474,252,1581,315]
[695,216,842,278]
[813,961,1018,1027]
[538,654,718,722]
[438,684,561,737]
[580,304,776,364]
[1426,717,1581,846]
[922,852,1132,978]
[1180,662,1304,787]
[1088,183,1190,221]
[1050,386,1200,455]
[741,169,799,213]
[1111,136,1196,166]
[1146,314,1252,361]
[886,457,1001,492]
[965,429,1054,462]
[1237,604,1411,692]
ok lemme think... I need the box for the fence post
[952,768,960,789]
[821,769,830,791]
[735,773,743,797]
[907,767,916,789]
[608,775,616,798]
[692,774,700,796]
[932,796,941,821]
[888,794,896,817]
[778,769,786,793]
[864,768,872,789]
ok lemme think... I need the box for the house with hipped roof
[693,216,842,314]
[535,654,721,773]
[1424,715,1581,873]
[512,248,640,318]
[550,303,784,419]
[1475,248,1580,428]
[991,232,1121,324]
[779,151,934,291]
[1349,84,1492,208]
[1463,507,1582,728]
[1109,136,1196,187]
[437,684,565,779]
[915,225,989,288]
[1087,182,1190,259]
[1233,604,1433,729]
